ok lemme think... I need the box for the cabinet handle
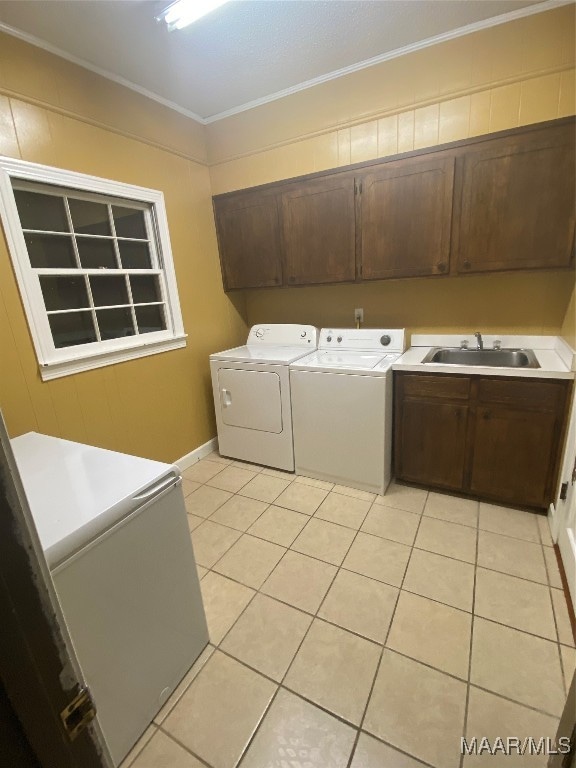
[463,260,471,270]
[437,262,447,273]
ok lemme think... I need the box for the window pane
[118,240,152,269]
[77,238,117,269]
[130,275,161,304]
[14,190,69,232]
[68,198,111,236]
[112,205,147,239]
[48,311,97,348]
[96,307,135,340]
[40,276,89,311]
[25,233,76,268]
[89,275,129,307]
[136,304,166,334]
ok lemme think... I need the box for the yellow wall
[207,5,576,340]
[0,7,575,460]
[562,286,576,350]
[0,35,247,461]
[245,272,573,338]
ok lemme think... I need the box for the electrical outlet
[354,308,364,323]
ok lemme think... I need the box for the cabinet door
[281,176,356,285]
[213,190,282,290]
[395,374,471,490]
[360,155,454,279]
[395,399,469,490]
[454,124,576,274]
[470,377,571,508]
[470,406,558,508]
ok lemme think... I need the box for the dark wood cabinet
[212,117,575,292]
[281,176,356,285]
[213,188,282,290]
[395,373,471,491]
[469,378,569,507]
[359,155,454,279]
[394,371,572,509]
[453,122,575,274]
[396,399,469,490]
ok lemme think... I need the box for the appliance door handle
[132,473,180,503]
[221,388,232,407]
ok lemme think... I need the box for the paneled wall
[0,6,574,462]
[0,36,247,461]
[207,5,576,340]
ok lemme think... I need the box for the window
[0,158,186,379]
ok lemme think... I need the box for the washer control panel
[248,324,319,347]
[319,328,405,352]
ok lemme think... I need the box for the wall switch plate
[354,308,364,323]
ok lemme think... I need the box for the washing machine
[210,324,318,471]
[290,328,405,494]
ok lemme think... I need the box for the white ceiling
[0,0,564,123]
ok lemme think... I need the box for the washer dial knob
[337,336,343,343]
[255,328,264,339]
[380,335,391,346]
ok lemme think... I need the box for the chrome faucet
[474,332,484,350]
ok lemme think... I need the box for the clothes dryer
[210,324,318,470]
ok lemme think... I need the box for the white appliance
[290,328,406,494]
[11,432,208,767]
[210,324,318,471]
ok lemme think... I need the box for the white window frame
[0,157,186,380]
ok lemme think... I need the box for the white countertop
[393,335,575,380]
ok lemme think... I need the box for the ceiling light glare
[156,0,229,31]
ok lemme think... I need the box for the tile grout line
[538,517,572,696]
[189,461,551,540]
[206,479,369,589]
[233,685,284,768]
[195,485,565,655]
[207,479,422,766]
[208,478,346,659]
[197,521,559,636]
[215,482,375,767]
[154,723,215,767]
[190,477,555,587]
[120,723,158,768]
[200,524,554,589]
[153,645,216,727]
[459,501,480,768]
[184,464,567,766]
[344,490,430,768]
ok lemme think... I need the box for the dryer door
[217,368,283,433]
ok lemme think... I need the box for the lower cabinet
[394,372,572,508]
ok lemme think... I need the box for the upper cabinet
[281,175,356,286]
[212,117,575,291]
[453,122,575,274]
[359,155,454,280]
[213,188,283,290]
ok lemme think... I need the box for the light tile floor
[122,453,576,768]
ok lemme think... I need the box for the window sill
[39,335,187,381]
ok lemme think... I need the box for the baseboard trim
[176,437,218,471]
[554,543,576,645]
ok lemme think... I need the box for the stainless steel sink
[421,347,540,369]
